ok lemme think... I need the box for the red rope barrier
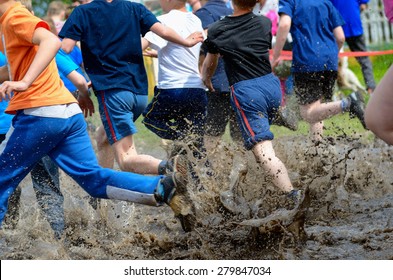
[270,49,393,61]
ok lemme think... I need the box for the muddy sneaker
[168,154,189,176]
[348,91,367,129]
[155,172,196,232]
[158,154,189,176]
[287,189,303,205]
[273,106,299,131]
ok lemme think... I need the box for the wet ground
[0,133,392,260]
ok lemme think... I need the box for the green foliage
[32,0,73,17]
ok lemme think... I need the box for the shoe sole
[167,173,196,232]
[171,154,189,177]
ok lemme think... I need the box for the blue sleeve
[195,8,215,30]
[69,45,83,67]
[329,3,345,28]
[137,3,160,36]
[278,0,295,18]
[0,52,6,66]
[359,0,369,5]
[55,51,79,77]
[58,8,83,41]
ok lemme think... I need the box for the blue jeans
[31,156,64,239]
[0,133,63,238]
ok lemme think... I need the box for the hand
[0,80,29,101]
[143,48,158,58]
[202,77,215,92]
[185,31,204,47]
[271,56,281,71]
[78,91,95,118]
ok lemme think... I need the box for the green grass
[88,43,393,147]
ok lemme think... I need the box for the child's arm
[201,53,219,92]
[0,27,61,96]
[61,38,77,54]
[141,37,150,51]
[272,14,291,69]
[141,37,158,58]
[66,70,95,117]
[333,26,345,50]
[150,22,204,47]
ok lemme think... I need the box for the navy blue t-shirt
[278,0,344,72]
[59,0,159,94]
[195,0,233,93]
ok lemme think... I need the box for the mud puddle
[0,134,392,260]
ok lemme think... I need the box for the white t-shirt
[144,10,205,89]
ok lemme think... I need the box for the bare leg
[112,134,161,174]
[96,125,162,174]
[95,125,115,168]
[300,100,343,141]
[252,140,293,193]
[309,121,324,142]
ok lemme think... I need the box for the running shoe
[348,91,367,129]
[155,172,196,232]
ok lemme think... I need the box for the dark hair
[232,0,258,10]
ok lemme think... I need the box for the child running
[59,0,204,176]
[0,0,195,233]
[141,0,208,190]
[201,0,302,202]
[272,0,366,141]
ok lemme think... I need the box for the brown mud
[0,134,392,260]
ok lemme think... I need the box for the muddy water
[0,134,392,260]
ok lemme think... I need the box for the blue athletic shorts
[96,89,148,144]
[142,87,207,141]
[230,73,281,150]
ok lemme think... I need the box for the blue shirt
[279,0,345,72]
[195,0,232,93]
[0,52,14,134]
[55,49,84,93]
[329,0,369,37]
[59,0,159,94]
[0,52,13,134]
[68,44,83,68]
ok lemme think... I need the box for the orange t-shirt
[0,3,76,114]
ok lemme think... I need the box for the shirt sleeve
[195,8,215,30]
[143,14,168,50]
[203,37,220,54]
[144,30,167,50]
[137,3,160,36]
[278,0,294,18]
[58,8,83,41]
[11,11,48,46]
[55,50,79,77]
[329,3,345,28]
